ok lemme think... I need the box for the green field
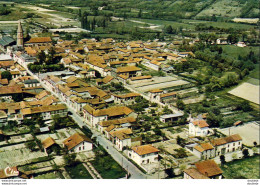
[91,154,126,179]
[249,64,260,80]
[222,155,260,179]
[34,171,64,179]
[221,45,259,59]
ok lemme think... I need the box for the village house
[129,145,159,166]
[159,91,177,103]
[109,128,133,151]
[210,134,242,156]
[14,52,37,67]
[189,120,210,137]
[23,79,40,88]
[83,105,136,128]
[116,66,142,78]
[113,93,141,105]
[159,112,184,123]
[21,104,67,120]
[184,159,223,179]
[63,132,93,153]
[142,60,162,71]
[192,143,215,160]
[236,42,246,47]
[24,37,52,47]
[97,116,136,134]
[148,89,163,102]
[42,137,58,155]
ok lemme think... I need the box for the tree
[64,153,77,166]
[64,33,72,40]
[176,99,185,110]
[165,25,173,34]
[138,9,142,18]
[235,100,252,112]
[220,155,226,166]
[232,153,237,160]
[25,141,37,151]
[206,111,222,127]
[12,94,23,102]
[176,135,185,146]
[242,149,249,158]
[227,33,239,44]
[1,71,12,81]
[37,50,46,65]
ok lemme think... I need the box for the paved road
[20,64,147,179]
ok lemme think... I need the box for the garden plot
[19,160,55,173]
[132,76,178,88]
[229,82,260,104]
[182,94,205,104]
[34,171,63,179]
[8,134,33,143]
[36,128,79,145]
[217,122,260,147]
[133,79,189,93]
[153,139,182,155]
[0,148,47,169]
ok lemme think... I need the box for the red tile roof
[192,120,209,128]
[195,160,223,177]
[26,37,52,43]
[132,145,159,156]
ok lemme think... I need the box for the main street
[22,65,148,179]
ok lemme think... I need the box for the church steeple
[17,20,23,46]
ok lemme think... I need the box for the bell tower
[17,20,23,46]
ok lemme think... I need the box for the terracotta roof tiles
[132,145,159,156]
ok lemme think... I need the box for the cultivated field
[218,122,260,146]
[196,0,243,18]
[222,155,260,179]
[229,82,260,104]
[233,18,259,24]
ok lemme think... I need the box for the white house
[63,132,93,153]
[142,60,162,71]
[236,42,246,47]
[21,104,67,120]
[129,145,159,166]
[113,93,141,105]
[109,128,133,151]
[210,134,242,156]
[189,120,209,137]
[148,89,163,102]
[192,143,215,160]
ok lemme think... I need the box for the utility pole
[158,160,160,179]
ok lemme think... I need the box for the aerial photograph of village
[0,0,259,183]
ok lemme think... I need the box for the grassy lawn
[222,155,260,179]
[91,151,126,179]
[65,163,93,179]
[221,45,259,59]
[249,64,260,80]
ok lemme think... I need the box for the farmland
[222,155,260,179]
[229,82,259,105]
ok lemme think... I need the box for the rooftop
[132,144,159,156]
[63,132,92,150]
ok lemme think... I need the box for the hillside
[3,0,259,21]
